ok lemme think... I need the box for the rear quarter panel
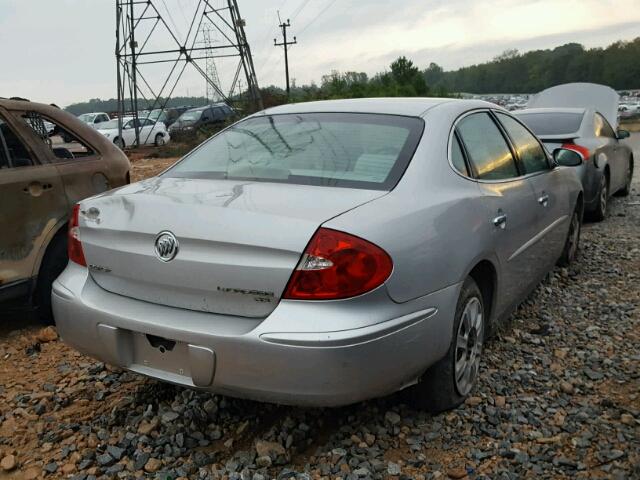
[325,102,500,304]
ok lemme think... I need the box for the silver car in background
[53,98,583,411]
[516,83,634,221]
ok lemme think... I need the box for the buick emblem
[154,231,179,262]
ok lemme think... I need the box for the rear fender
[31,218,68,279]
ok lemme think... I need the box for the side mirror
[553,148,583,167]
[617,129,630,139]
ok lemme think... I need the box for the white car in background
[96,117,171,149]
[78,112,111,129]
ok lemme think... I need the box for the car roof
[515,107,587,115]
[259,97,459,117]
[0,98,65,115]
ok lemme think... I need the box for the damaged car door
[0,110,67,296]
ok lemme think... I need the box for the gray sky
[1,0,639,107]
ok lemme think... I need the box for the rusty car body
[0,98,130,319]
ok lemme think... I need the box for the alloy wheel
[600,176,608,214]
[454,296,484,396]
[566,211,580,262]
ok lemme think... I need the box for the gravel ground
[1,140,638,480]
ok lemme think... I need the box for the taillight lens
[283,228,393,300]
[561,143,590,160]
[68,204,86,266]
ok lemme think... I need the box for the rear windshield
[515,112,584,136]
[165,112,424,190]
[179,110,203,122]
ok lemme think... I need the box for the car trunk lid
[527,82,619,129]
[79,177,386,317]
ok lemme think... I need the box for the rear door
[139,118,155,145]
[20,110,114,204]
[0,110,67,287]
[495,112,569,267]
[595,112,625,192]
[456,111,540,312]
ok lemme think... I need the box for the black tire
[114,137,125,150]
[590,172,608,222]
[557,205,581,267]
[154,133,165,147]
[35,233,68,324]
[616,158,633,197]
[406,277,485,413]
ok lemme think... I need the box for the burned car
[0,98,130,320]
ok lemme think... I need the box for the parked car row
[74,103,236,149]
[2,83,633,412]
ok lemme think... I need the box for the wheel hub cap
[455,296,484,396]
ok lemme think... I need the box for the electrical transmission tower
[115,0,262,147]
[199,24,222,103]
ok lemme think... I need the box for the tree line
[425,37,640,94]
[64,37,639,114]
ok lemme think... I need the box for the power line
[297,0,338,35]
[290,0,312,20]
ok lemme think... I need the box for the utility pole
[274,19,296,97]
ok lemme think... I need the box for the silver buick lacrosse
[53,98,583,411]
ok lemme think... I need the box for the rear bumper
[52,263,459,406]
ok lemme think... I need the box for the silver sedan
[53,98,583,411]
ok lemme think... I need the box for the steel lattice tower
[199,24,222,103]
[115,0,262,146]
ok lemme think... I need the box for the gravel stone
[1,152,639,480]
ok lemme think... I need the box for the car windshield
[78,114,96,122]
[165,113,424,190]
[178,110,203,122]
[516,112,584,136]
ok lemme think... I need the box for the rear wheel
[557,205,581,267]
[591,173,608,222]
[616,158,633,197]
[114,137,125,150]
[406,277,484,412]
[154,133,165,147]
[35,233,68,324]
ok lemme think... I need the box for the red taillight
[283,228,393,300]
[68,204,86,266]
[561,143,590,160]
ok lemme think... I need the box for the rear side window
[450,134,468,176]
[516,112,583,136]
[594,113,616,139]
[0,117,34,168]
[167,113,424,191]
[456,112,518,180]
[496,113,549,174]
[22,112,94,160]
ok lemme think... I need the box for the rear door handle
[538,194,549,207]
[22,181,53,196]
[493,214,507,229]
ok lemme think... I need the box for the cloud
[0,0,638,105]
[274,0,640,85]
